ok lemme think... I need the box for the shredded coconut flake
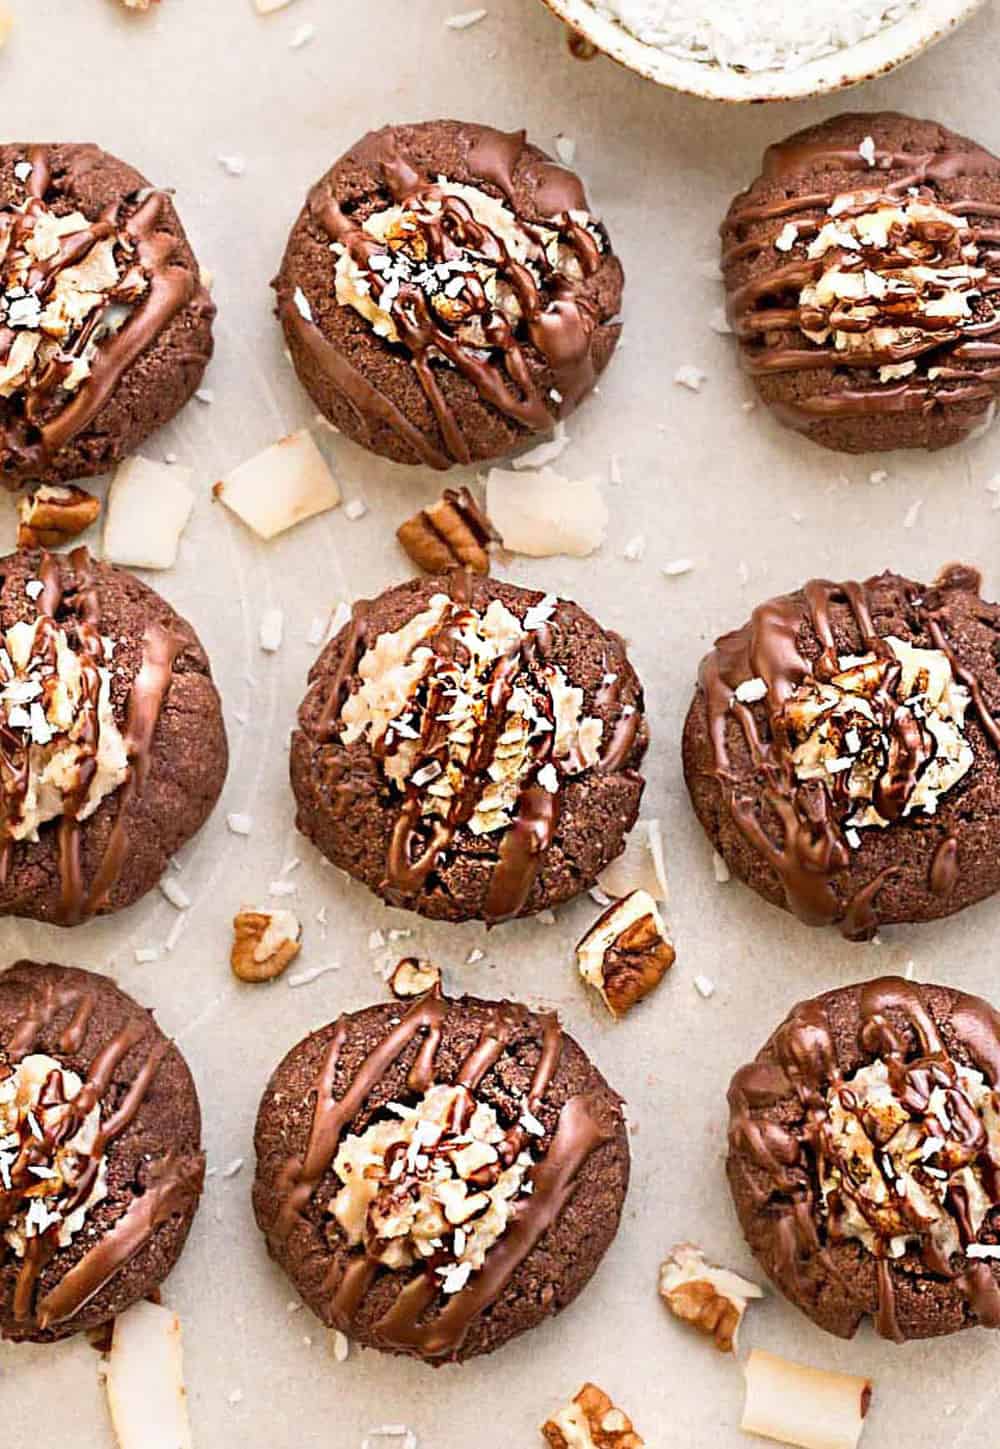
[159,875,191,911]
[510,420,568,470]
[662,557,693,578]
[674,364,706,392]
[445,8,487,28]
[259,608,284,653]
[287,961,341,988]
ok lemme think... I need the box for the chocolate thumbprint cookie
[0,548,228,923]
[253,990,630,1363]
[290,572,648,924]
[0,960,204,1342]
[722,113,1000,453]
[728,976,1000,1342]
[683,564,1000,938]
[275,120,623,469]
[0,144,214,487]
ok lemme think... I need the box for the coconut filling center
[0,193,147,401]
[339,594,604,837]
[0,1052,109,1259]
[331,179,602,350]
[0,613,130,842]
[331,1082,539,1294]
[791,192,994,384]
[819,1057,1000,1265]
[780,636,973,840]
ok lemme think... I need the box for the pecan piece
[397,486,498,575]
[17,485,100,548]
[576,889,674,1018]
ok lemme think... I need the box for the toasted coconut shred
[593,0,922,71]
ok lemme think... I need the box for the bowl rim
[539,0,986,101]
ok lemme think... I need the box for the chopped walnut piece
[230,909,302,983]
[541,1383,644,1449]
[389,957,441,998]
[659,1243,763,1353]
[576,889,674,1018]
[17,484,101,548]
[396,486,498,575]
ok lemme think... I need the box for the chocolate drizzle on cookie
[723,127,1000,438]
[0,970,203,1331]
[0,146,212,485]
[260,990,614,1360]
[696,565,997,938]
[282,125,609,469]
[302,572,641,923]
[0,548,186,923]
[728,977,1000,1342]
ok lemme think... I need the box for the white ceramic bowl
[539,0,985,101]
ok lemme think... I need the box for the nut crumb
[389,957,441,999]
[397,485,497,575]
[576,890,674,1018]
[542,1383,644,1448]
[17,485,100,548]
[231,908,302,983]
[659,1243,763,1352]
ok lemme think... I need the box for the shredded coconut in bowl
[593,0,924,72]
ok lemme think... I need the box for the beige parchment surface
[3,1,1000,1445]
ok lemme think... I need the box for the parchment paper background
[3,1,1000,1444]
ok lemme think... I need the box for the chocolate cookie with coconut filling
[683,564,1000,939]
[728,976,1000,1342]
[0,143,214,488]
[275,120,623,469]
[722,113,1000,454]
[252,990,630,1363]
[0,547,228,924]
[290,572,648,924]
[0,960,204,1342]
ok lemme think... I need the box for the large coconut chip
[105,1301,193,1449]
[104,456,194,570]
[213,428,341,539]
[742,1350,873,1449]
[486,465,607,558]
